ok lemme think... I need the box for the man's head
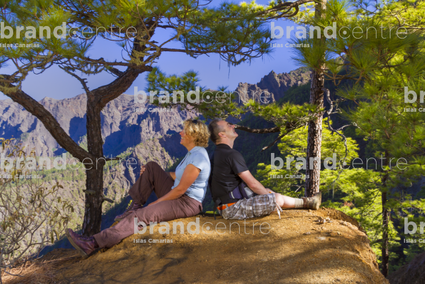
[208,118,238,145]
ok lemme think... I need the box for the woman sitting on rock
[66,119,211,257]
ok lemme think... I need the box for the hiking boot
[66,229,98,258]
[114,201,142,222]
[67,229,92,241]
[302,192,322,210]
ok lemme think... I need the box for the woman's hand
[140,165,146,176]
[149,164,201,204]
[168,172,176,180]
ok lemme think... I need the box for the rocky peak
[235,67,312,104]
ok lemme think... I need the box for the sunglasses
[192,119,199,124]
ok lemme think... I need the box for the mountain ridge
[0,67,311,159]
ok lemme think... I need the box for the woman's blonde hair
[183,119,210,147]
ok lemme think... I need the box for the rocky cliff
[2,208,389,284]
[0,93,195,157]
[235,67,311,104]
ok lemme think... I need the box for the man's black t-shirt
[210,144,249,204]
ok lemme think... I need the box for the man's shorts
[221,193,276,220]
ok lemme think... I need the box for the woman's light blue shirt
[172,146,211,203]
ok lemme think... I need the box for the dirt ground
[2,208,389,284]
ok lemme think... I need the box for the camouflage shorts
[221,193,276,220]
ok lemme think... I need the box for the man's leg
[94,195,202,248]
[222,192,322,220]
[275,192,321,210]
[275,193,298,208]
[222,193,277,220]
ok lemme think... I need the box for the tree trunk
[381,190,389,277]
[305,69,325,197]
[305,0,326,197]
[0,246,3,284]
[82,97,106,236]
[381,150,390,277]
[82,166,104,236]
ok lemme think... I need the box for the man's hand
[238,170,270,195]
[266,188,275,194]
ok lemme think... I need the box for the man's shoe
[302,192,322,210]
[66,229,98,258]
[114,201,142,222]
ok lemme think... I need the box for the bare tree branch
[257,0,314,19]
[147,47,226,55]
[93,32,154,110]
[262,133,286,151]
[0,78,94,162]
[2,270,24,277]
[59,67,90,94]
[235,125,280,133]
[105,157,121,161]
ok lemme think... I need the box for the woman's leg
[114,161,175,221]
[94,195,202,248]
[128,161,175,205]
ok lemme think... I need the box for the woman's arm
[148,164,201,205]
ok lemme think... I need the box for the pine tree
[288,0,425,275]
[0,0,275,235]
[333,2,425,275]
[0,0,320,235]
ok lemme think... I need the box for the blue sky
[0,1,300,102]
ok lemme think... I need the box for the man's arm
[238,170,271,195]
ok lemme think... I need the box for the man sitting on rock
[208,118,321,220]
